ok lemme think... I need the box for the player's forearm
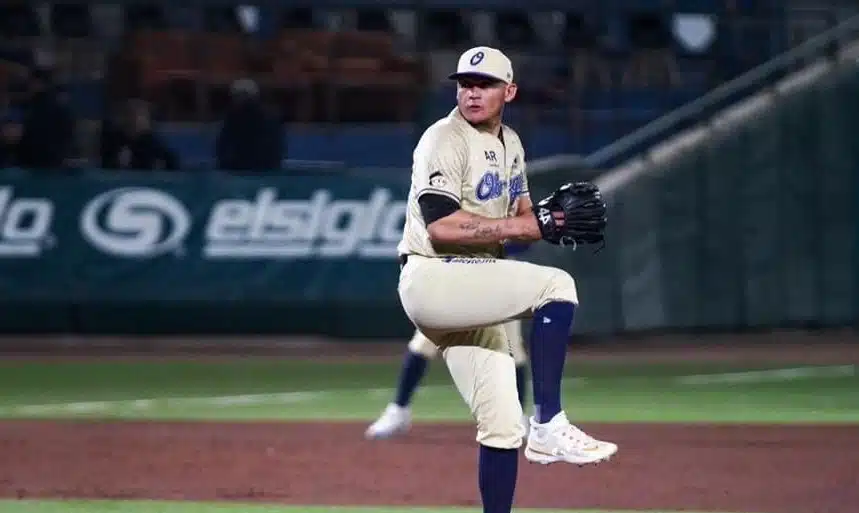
[427,210,541,245]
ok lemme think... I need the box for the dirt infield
[0,420,857,513]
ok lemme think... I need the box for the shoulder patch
[429,171,447,189]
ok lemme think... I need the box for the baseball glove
[532,181,607,248]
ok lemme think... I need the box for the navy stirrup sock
[529,301,576,423]
[479,445,518,513]
[394,351,428,407]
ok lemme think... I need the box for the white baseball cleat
[365,403,412,440]
[524,411,618,466]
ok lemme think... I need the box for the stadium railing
[528,12,859,181]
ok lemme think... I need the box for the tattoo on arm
[458,219,503,241]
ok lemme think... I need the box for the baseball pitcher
[395,46,616,513]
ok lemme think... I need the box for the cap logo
[469,51,485,66]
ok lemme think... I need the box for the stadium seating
[2,1,845,168]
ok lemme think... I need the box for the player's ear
[504,83,518,103]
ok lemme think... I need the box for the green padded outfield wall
[527,65,859,335]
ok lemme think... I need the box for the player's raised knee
[539,267,578,307]
[475,405,526,450]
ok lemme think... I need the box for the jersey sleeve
[518,165,530,197]
[413,128,466,204]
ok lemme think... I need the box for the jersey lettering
[443,256,496,264]
[475,172,527,203]
[476,171,505,201]
[509,174,526,201]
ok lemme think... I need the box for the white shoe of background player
[524,411,618,465]
[520,414,530,439]
[365,403,412,439]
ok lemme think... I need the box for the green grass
[0,360,856,424]
[0,501,750,513]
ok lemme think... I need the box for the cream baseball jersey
[397,107,529,258]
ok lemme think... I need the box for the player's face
[456,76,517,126]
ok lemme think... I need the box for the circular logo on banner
[80,187,191,257]
[469,51,485,66]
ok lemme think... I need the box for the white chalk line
[1,390,321,416]
[0,384,459,417]
[0,378,586,417]
[0,367,852,417]
[674,364,856,385]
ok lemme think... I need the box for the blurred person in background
[216,78,284,172]
[623,9,679,88]
[0,110,22,168]
[16,66,77,170]
[100,98,179,171]
[0,45,29,168]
